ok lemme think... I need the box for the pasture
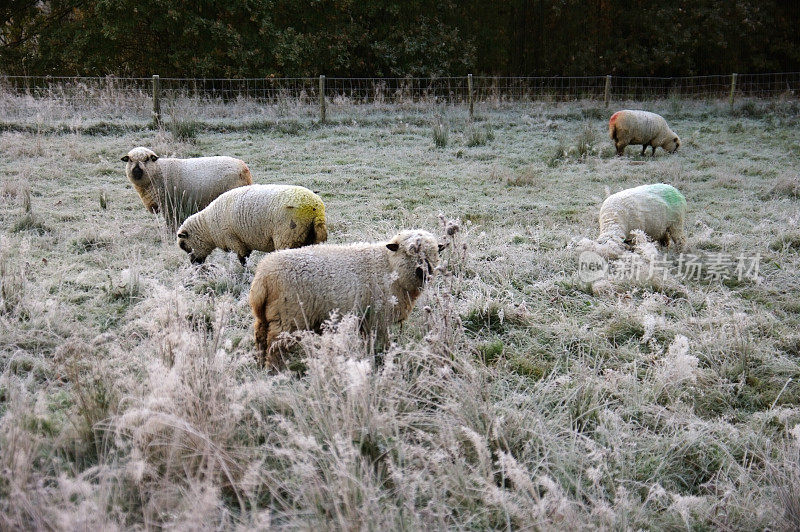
[2,98,800,529]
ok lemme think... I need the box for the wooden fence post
[152,74,161,127]
[468,74,474,120]
[604,75,612,108]
[729,73,737,109]
[319,75,326,123]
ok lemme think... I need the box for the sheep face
[121,147,161,213]
[176,223,214,265]
[385,230,443,289]
[663,135,681,153]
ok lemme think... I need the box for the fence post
[604,75,612,108]
[729,73,737,109]
[468,74,474,120]
[319,75,326,123]
[152,74,161,128]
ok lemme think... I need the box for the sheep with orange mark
[609,110,680,156]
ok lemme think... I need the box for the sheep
[176,184,327,265]
[597,183,687,254]
[121,147,252,227]
[608,110,680,156]
[249,230,443,369]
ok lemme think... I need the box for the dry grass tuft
[766,174,800,199]
[432,115,449,148]
[506,165,541,187]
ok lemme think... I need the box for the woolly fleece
[598,183,687,250]
[249,230,441,368]
[176,184,327,265]
[609,110,681,156]
[121,147,252,223]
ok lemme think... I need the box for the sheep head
[385,230,444,289]
[663,134,681,153]
[176,216,215,265]
[122,146,161,213]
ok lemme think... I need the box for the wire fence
[0,73,798,125]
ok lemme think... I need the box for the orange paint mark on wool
[609,111,622,126]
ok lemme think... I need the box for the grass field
[2,98,800,529]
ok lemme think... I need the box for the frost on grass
[2,299,785,528]
[655,334,700,402]
[2,103,800,529]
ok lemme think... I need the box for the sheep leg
[616,144,624,156]
[667,224,687,251]
[227,238,250,265]
[651,144,657,157]
[254,320,289,370]
[641,144,647,156]
[265,324,289,370]
[253,317,271,367]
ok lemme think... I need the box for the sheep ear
[121,155,130,162]
[386,243,400,252]
[438,243,446,252]
[150,154,159,162]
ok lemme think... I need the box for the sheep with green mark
[177,184,327,266]
[597,183,687,253]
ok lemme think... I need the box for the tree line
[1,0,798,78]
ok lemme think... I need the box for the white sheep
[597,183,687,252]
[249,230,443,368]
[177,184,327,265]
[609,110,680,156]
[121,147,252,226]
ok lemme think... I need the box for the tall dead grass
[0,235,793,530]
[2,101,800,529]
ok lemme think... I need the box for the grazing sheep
[121,147,252,226]
[609,110,680,156]
[249,230,443,368]
[177,184,327,265]
[598,183,687,252]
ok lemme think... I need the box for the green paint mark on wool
[285,188,325,222]
[646,183,686,208]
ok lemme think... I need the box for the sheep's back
[257,244,389,324]
[227,185,319,246]
[160,156,248,209]
[616,110,668,143]
[601,184,683,240]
